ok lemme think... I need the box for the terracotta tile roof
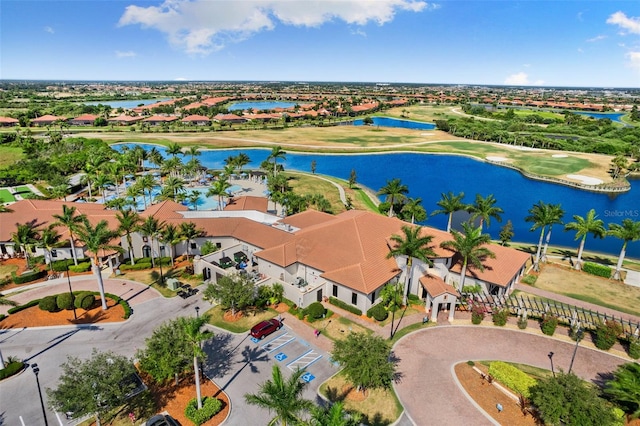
[32,114,66,123]
[108,115,144,123]
[213,113,248,123]
[419,274,460,297]
[182,102,208,110]
[70,114,99,122]
[0,117,19,124]
[224,196,268,213]
[280,210,335,229]
[448,243,530,287]
[202,96,230,106]
[181,114,211,123]
[143,115,179,122]
[141,200,189,221]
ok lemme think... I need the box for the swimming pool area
[184,184,242,210]
[352,116,436,130]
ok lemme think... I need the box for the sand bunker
[486,156,508,162]
[566,174,603,185]
[552,154,568,158]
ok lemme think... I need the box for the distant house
[181,114,211,126]
[0,117,19,127]
[68,114,99,126]
[107,115,145,126]
[142,115,179,126]
[31,114,67,127]
[213,113,248,124]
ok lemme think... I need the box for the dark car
[145,414,180,426]
[250,319,282,339]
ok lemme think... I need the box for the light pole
[195,306,200,319]
[66,265,77,320]
[568,326,583,374]
[32,363,49,426]
[548,352,555,377]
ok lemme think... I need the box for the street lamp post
[32,363,49,426]
[195,306,200,319]
[158,245,164,286]
[568,326,583,374]
[66,265,77,320]
[548,352,555,377]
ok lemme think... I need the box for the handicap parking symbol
[250,337,260,343]
[274,352,288,362]
[301,372,315,383]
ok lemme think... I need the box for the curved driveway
[393,326,627,425]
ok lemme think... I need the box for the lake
[228,101,298,111]
[114,143,640,259]
[84,98,171,109]
[575,112,626,123]
[352,117,436,130]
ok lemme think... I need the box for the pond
[352,117,436,130]
[114,143,640,259]
[575,112,625,123]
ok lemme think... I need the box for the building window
[351,292,357,305]
[51,249,57,258]
[216,242,222,248]
[142,236,148,242]
[332,285,338,297]
[190,242,197,249]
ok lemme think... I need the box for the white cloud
[351,28,367,37]
[115,50,137,58]
[174,77,188,81]
[577,48,584,53]
[606,11,640,35]
[504,72,529,85]
[627,51,640,72]
[119,0,432,54]
[44,26,55,34]
[586,35,606,42]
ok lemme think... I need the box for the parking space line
[285,349,322,371]
[261,333,295,353]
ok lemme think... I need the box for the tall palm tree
[245,365,313,426]
[130,145,148,172]
[179,222,203,260]
[166,142,183,158]
[52,205,85,266]
[38,225,63,271]
[11,222,39,267]
[180,315,213,410]
[186,146,201,162]
[541,203,565,262]
[564,209,606,270]
[161,156,183,179]
[378,178,409,217]
[138,174,156,208]
[267,146,287,175]
[116,209,141,266]
[401,197,427,224]
[608,219,640,280]
[386,225,436,304]
[94,174,113,203]
[440,221,495,291]
[432,191,466,232]
[206,180,231,210]
[235,152,251,173]
[160,224,183,267]
[138,216,165,268]
[309,401,361,426]
[187,190,201,211]
[126,182,144,210]
[74,218,123,310]
[147,146,164,169]
[468,193,503,230]
[164,176,186,202]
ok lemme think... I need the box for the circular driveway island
[393,326,627,425]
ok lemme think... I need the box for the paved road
[393,326,628,425]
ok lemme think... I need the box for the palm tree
[94,174,113,203]
[206,180,231,210]
[235,152,251,173]
[564,209,606,270]
[440,221,495,292]
[541,203,565,262]
[147,146,164,169]
[161,156,183,179]
[160,224,183,267]
[164,176,186,202]
[138,216,165,268]
[116,209,141,266]
[401,197,427,224]
[11,222,39,267]
[267,146,287,175]
[608,219,640,280]
[386,225,436,304]
[525,201,563,269]
[38,225,63,271]
[186,146,201,162]
[52,205,85,266]
[245,365,313,426]
[604,362,640,420]
[166,142,183,158]
[138,174,156,208]
[468,194,503,230]
[74,218,123,310]
[180,222,203,261]
[126,182,144,210]
[309,401,361,426]
[378,178,409,217]
[431,191,466,232]
[187,190,201,211]
[180,315,213,410]
[130,145,148,171]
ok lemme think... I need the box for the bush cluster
[38,295,60,312]
[540,315,559,336]
[366,303,389,322]
[51,259,75,272]
[582,262,612,278]
[517,317,528,329]
[520,274,537,285]
[627,337,640,359]
[593,320,622,350]
[75,292,95,310]
[11,270,47,284]
[184,397,223,425]
[56,293,75,310]
[492,308,510,326]
[0,361,25,380]
[8,299,40,314]
[305,302,326,320]
[69,262,91,273]
[470,304,486,324]
[488,361,537,398]
[328,297,362,316]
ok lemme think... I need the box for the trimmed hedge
[120,263,152,271]
[134,256,172,265]
[0,361,25,380]
[328,297,362,316]
[75,292,95,310]
[12,270,47,284]
[582,262,612,278]
[306,302,326,319]
[366,303,389,322]
[56,293,75,310]
[69,262,91,273]
[51,259,75,272]
[184,397,223,426]
[38,295,59,312]
[520,274,537,285]
[628,338,640,359]
[8,299,40,314]
[488,361,537,398]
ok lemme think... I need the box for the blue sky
[1,1,639,87]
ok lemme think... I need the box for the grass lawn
[114,266,202,298]
[390,321,435,344]
[205,304,278,333]
[284,172,347,213]
[512,109,564,120]
[513,155,592,176]
[0,263,19,279]
[0,188,15,203]
[319,372,403,425]
[0,147,24,168]
[535,263,640,317]
[307,313,373,341]
[14,185,32,194]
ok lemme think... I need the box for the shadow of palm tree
[202,333,235,379]
[217,345,269,395]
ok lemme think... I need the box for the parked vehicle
[250,319,282,339]
[145,414,179,426]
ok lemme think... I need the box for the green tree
[331,333,396,394]
[378,178,409,217]
[386,225,435,304]
[440,221,495,291]
[431,191,466,232]
[38,225,63,271]
[11,222,39,267]
[204,273,256,316]
[74,218,123,310]
[564,209,606,270]
[348,169,357,189]
[525,201,564,269]
[187,190,201,211]
[138,216,165,268]
[52,204,86,266]
[181,315,213,410]
[468,193,503,230]
[166,142,183,158]
[308,401,362,426]
[401,197,427,224]
[530,372,618,426]
[608,219,640,280]
[498,220,514,246]
[207,179,231,210]
[180,221,203,260]
[541,203,565,261]
[46,350,137,426]
[310,159,317,174]
[164,176,186,202]
[160,223,183,267]
[116,209,140,266]
[604,362,640,420]
[244,365,313,426]
[267,145,287,175]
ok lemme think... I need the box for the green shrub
[184,397,223,425]
[12,270,47,284]
[56,293,75,310]
[407,293,421,303]
[51,259,75,272]
[8,299,40,314]
[461,284,482,294]
[328,297,362,316]
[366,303,389,321]
[492,308,510,326]
[569,325,585,342]
[120,263,151,271]
[593,320,622,351]
[0,361,25,380]
[540,315,558,336]
[488,361,537,398]
[582,262,612,278]
[628,337,640,360]
[75,293,95,310]
[0,314,5,322]
[38,295,59,312]
[470,304,486,325]
[69,262,91,273]
[520,274,537,285]
[517,317,528,329]
[305,302,326,320]
[105,293,131,319]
